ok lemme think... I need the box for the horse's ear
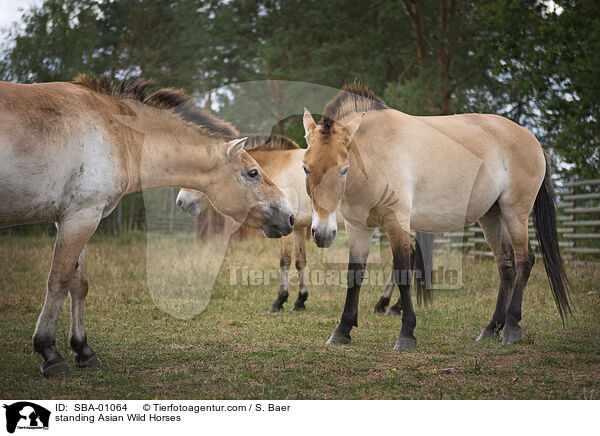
[225,137,247,159]
[303,107,317,137]
[345,112,365,142]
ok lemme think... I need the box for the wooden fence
[434,179,600,260]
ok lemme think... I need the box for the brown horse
[178,134,435,313]
[302,84,570,350]
[0,75,294,376]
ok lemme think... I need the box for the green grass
[0,233,599,399]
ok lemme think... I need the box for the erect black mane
[73,74,239,138]
[320,82,387,135]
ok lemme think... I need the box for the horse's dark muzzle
[263,203,294,238]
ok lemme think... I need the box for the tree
[1,0,203,89]
[471,0,600,179]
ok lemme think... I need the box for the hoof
[502,326,522,345]
[326,332,351,345]
[268,304,283,313]
[41,358,70,378]
[75,352,101,368]
[393,337,417,351]
[290,303,306,312]
[372,305,387,314]
[385,307,402,316]
[476,327,495,341]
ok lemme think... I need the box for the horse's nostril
[332,230,337,238]
[289,214,295,227]
[176,199,182,207]
[311,228,316,237]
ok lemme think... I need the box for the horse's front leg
[69,246,101,368]
[326,222,375,344]
[33,210,100,377]
[269,234,293,313]
[385,224,417,351]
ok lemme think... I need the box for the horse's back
[354,109,546,232]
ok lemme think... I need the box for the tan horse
[302,84,570,350]
[178,134,317,312]
[0,75,294,376]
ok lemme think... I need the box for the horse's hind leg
[291,228,308,311]
[33,211,100,377]
[68,246,100,368]
[269,234,293,313]
[476,204,515,341]
[373,271,394,313]
[385,223,417,351]
[500,209,535,345]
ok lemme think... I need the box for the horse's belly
[0,163,63,226]
[0,198,61,227]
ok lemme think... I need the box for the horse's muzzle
[311,227,337,248]
[262,201,295,238]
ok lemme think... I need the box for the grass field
[0,232,599,399]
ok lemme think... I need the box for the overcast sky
[0,0,43,31]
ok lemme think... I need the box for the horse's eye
[340,166,349,176]
[247,168,259,178]
[303,165,310,175]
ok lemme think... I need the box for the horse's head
[196,137,295,238]
[302,108,364,247]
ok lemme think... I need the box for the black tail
[533,153,571,321]
[414,232,434,306]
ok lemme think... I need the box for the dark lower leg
[269,241,292,312]
[503,247,535,344]
[374,276,394,313]
[68,249,99,367]
[388,247,415,315]
[291,237,308,311]
[390,236,417,350]
[329,261,365,342]
[486,263,515,331]
[396,259,416,340]
[33,275,70,376]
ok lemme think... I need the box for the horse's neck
[121,113,222,194]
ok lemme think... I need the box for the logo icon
[3,402,50,433]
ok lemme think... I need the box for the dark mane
[73,73,153,102]
[243,133,300,152]
[320,82,387,135]
[73,74,238,138]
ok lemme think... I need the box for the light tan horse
[0,75,294,377]
[302,84,570,350]
[178,134,318,312]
